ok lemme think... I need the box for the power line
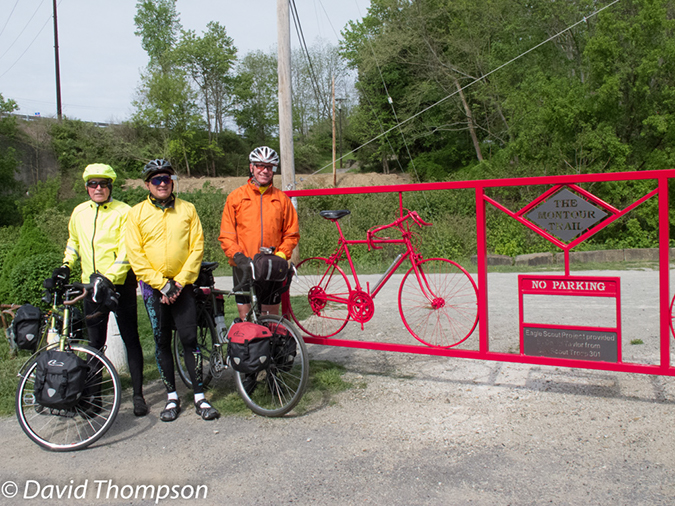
[314,0,340,40]
[0,14,52,79]
[290,0,331,118]
[0,0,48,62]
[0,0,21,39]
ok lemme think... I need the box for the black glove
[160,279,181,299]
[52,265,70,284]
[90,273,119,312]
[233,252,252,275]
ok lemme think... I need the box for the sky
[0,0,370,123]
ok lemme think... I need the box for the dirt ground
[123,171,413,194]
[1,270,674,505]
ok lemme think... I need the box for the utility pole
[336,98,345,169]
[52,0,62,120]
[332,76,336,187]
[277,0,299,265]
[277,0,295,193]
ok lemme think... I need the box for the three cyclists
[49,148,295,423]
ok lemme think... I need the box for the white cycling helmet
[249,146,280,172]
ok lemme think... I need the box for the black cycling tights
[85,271,144,397]
[142,285,204,394]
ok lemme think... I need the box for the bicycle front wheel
[234,315,309,417]
[174,305,216,389]
[290,257,351,338]
[399,258,478,348]
[16,344,121,452]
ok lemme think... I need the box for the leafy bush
[295,190,480,268]
[18,178,60,220]
[35,208,71,254]
[0,218,60,303]
[179,186,228,264]
[294,143,322,173]
[0,226,19,272]
[8,252,63,308]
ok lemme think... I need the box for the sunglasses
[254,164,277,173]
[149,175,173,186]
[86,180,111,189]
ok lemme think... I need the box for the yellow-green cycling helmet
[82,163,117,184]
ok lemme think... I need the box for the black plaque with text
[523,326,618,362]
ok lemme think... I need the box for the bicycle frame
[17,286,89,377]
[324,205,435,303]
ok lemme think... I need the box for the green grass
[1,297,354,418]
[630,338,644,345]
[0,337,28,416]
[206,359,354,416]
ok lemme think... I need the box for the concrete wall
[471,248,674,267]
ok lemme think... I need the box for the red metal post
[475,185,489,354]
[658,176,670,369]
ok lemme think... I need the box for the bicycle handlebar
[409,211,432,228]
[229,261,297,296]
[366,210,433,249]
[63,287,89,306]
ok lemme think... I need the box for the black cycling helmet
[142,159,175,182]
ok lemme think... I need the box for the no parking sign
[519,275,621,362]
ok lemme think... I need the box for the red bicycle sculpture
[290,205,479,348]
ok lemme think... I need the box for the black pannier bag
[33,349,89,409]
[226,322,272,374]
[196,265,216,288]
[253,253,288,282]
[12,304,43,351]
[266,321,297,373]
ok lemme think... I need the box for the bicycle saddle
[201,261,219,272]
[320,210,351,220]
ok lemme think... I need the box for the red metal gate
[286,169,674,376]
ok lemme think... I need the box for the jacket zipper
[259,191,264,250]
[91,204,99,273]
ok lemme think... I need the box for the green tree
[133,1,205,176]
[134,0,182,72]
[291,40,353,138]
[174,21,238,175]
[132,68,203,175]
[341,0,675,182]
[233,50,279,146]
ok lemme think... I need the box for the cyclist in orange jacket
[219,146,299,320]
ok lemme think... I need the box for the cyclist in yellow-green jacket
[126,159,219,422]
[53,163,147,416]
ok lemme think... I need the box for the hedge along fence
[295,188,573,270]
[295,189,479,269]
[291,174,666,271]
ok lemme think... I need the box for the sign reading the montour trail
[526,188,607,241]
[519,275,621,363]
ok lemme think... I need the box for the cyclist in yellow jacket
[54,163,147,416]
[126,159,219,422]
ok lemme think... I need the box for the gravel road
[1,269,674,505]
